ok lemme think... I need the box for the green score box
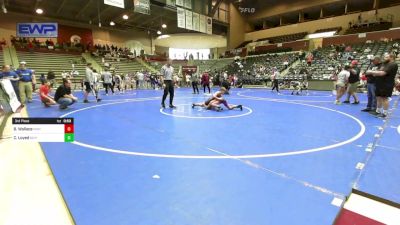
[64,133,75,142]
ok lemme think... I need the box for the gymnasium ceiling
[3,0,400,34]
[2,0,228,35]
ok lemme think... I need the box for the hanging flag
[184,0,192,9]
[166,0,175,6]
[185,10,193,30]
[192,12,200,32]
[206,16,212,34]
[176,0,184,7]
[133,0,150,15]
[199,15,206,33]
[104,0,125,8]
[177,7,186,28]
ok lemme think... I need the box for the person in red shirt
[201,71,211,93]
[40,80,56,107]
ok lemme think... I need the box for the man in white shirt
[83,63,101,103]
[334,65,350,104]
[136,70,144,89]
[271,68,280,94]
[160,60,175,108]
[101,68,114,95]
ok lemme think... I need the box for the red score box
[64,124,74,133]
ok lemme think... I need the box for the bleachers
[290,41,400,80]
[0,47,4,66]
[314,27,342,33]
[16,51,86,84]
[93,57,147,74]
[218,53,298,85]
[257,32,308,44]
[344,22,392,35]
[192,58,234,72]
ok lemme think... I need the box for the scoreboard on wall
[12,118,74,142]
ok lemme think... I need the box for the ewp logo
[17,23,58,38]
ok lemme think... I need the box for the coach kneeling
[55,79,78,110]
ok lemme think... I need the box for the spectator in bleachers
[54,79,77,110]
[362,56,380,112]
[39,79,56,107]
[306,53,313,67]
[16,61,36,104]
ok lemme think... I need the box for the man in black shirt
[366,53,398,118]
[343,60,360,104]
[54,79,78,109]
[362,56,380,112]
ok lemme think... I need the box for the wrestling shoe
[342,100,350,104]
[83,99,89,103]
[169,105,177,109]
[161,103,166,108]
[97,98,102,102]
[237,105,243,111]
[192,103,195,109]
[216,106,223,112]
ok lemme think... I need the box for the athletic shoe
[334,100,341,105]
[192,104,195,109]
[59,105,67,110]
[342,100,350,104]
[238,105,243,111]
[161,104,166,108]
[352,101,360,105]
[27,100,33,103]
[361,108,371,112]
[369,111,379,116]
[376,113,387,118]
[83,99,89,103]
[169,105,177,109]
[216,106,223,112]
[97,98,102,102]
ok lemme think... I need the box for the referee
[160,60,176,108]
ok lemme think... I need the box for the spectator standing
[16,61,36,104]
[362,56,380,112]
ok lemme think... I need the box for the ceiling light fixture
[110,21,115,26]
[36,8,43,14]
[157,30,162,35]
[162,24,167,28]
[122,14,129,20]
